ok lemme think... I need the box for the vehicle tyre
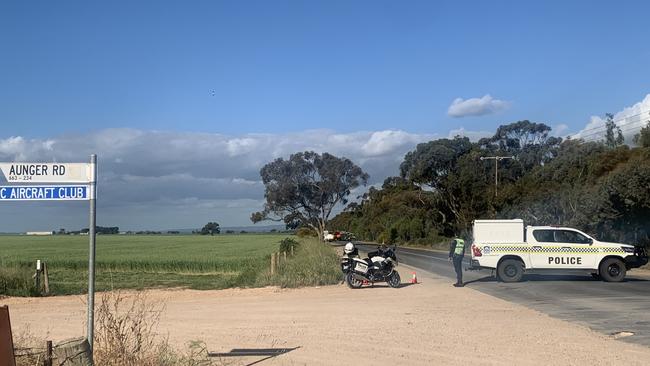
[387,271,401,288]
[346,272,364,289]
[497,259,524,283]
[599,258,626,282]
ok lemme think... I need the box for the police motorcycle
[341,242,401,289]
[340,242,359,275]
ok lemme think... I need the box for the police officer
[448,237,465,287]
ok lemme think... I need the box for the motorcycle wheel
[346,272,364,289]
[387,271,401,288]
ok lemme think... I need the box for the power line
[571,110,650,136]
[479,156,515,197]
[570,109,650,140]
[578,123,647,142]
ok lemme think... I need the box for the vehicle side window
[554,230,591,244]
[532,230,554,243]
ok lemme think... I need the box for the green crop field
[0,234,291,295]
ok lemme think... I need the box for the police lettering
[548,257,582,265]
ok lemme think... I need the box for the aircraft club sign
[0,162,94,201]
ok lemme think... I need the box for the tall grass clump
[262,238,340,288]
[0,265,37,297]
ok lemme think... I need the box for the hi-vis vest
[454,239,465,255]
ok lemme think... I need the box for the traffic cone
[411,271,418,284]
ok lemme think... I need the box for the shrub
[279,237,300,253]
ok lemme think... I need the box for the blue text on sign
[0,186,89,201]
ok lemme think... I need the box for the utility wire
[570,110,650,135]
[569,109,650,140]
[578,124,647,141]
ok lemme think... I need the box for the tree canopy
[200,222,220,235]
[251,151,368,239]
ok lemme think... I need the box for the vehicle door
[528,229,557,268]
[529,229,595,269]
[551,230,596,269]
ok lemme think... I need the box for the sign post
[87,154,97,352]
[0,156,97,356]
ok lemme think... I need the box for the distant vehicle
[323,230,355,242]
[323,230,335,241]
[468,219,648,282]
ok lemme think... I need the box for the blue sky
[1,1,649,231]
[2,1,649,138]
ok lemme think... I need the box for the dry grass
[13,325,48,366]
[93,290,166,365]
[13,291,225,366]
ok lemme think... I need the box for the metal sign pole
[87,154,97,353]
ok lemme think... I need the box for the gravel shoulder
[4,266,650,365]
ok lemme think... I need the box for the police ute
[469,219,648,282]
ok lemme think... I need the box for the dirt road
[4,266,650,365]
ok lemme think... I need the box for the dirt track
[4,266,650,365]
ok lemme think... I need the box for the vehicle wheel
[497,259,524,283]
[387,271,401,288]
[346,272,363,289]
[599,258,626,282]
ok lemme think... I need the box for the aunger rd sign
[0,163,92,183]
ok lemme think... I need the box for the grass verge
[259,238,341,288]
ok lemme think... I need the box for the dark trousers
[452,255,463,284]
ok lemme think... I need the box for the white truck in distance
[469,219,648,282]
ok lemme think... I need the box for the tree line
[252,119,650,247]
[330,120,650,246]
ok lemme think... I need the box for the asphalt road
[355,243,650,347]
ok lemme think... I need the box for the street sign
[0,156,98,356]
[0,163,91,183]
[0,185,90,201]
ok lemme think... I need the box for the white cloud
[551,124,569,137]
[447,127,493,141]
[361,130,430,157]
[571,94,650,142]
[0,128,442,231]
[447,94,511,118]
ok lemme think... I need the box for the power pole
[480,156,515,197]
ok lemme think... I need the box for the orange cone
[411,271,418,284]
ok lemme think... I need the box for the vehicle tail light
[472,244,482,257]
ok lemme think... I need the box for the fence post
[34,260,41,295]
[270,253,276,275]
[291,246,294,256]
[43,263,50,296]
[283,251,287,262]
[45,340,53,366]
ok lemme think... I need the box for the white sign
[0,163,92,183]
[0,185,90,201]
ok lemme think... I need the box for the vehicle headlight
[622,246,635,254]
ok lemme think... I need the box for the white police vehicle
[469,219,648,282]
